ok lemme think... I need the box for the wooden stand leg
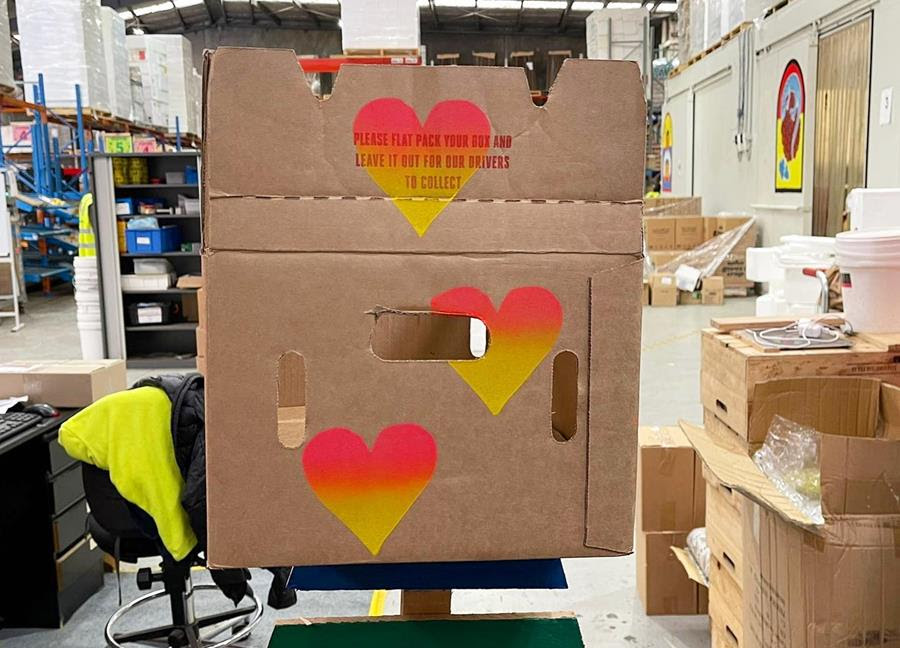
[400,590,452,616]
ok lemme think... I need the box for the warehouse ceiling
[85,0,677,36]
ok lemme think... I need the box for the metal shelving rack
[91,151,200,368]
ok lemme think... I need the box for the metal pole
[175,115,182,151]
[31,84,45,195]
[52,136,63,195]
[75,84,89,194]
[37,74,53,195]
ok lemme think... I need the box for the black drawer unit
[0,412,103,628]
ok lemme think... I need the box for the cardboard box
[0,360,126,407]
[650,273,678,306]
[637,426,705,532]
[649,249,681,269]
[202,48,645,567]
[679,290,702,306]
[195,326,206,359]
[643,196,702,217]
[181,292,199,322]
[0,267,12,295]
[705,470,744,585]
[643,216,676,250]
[701,276,725,305]
[703,216,718,242]
[642,280,649,306]
[637,530,708,615]
[196,288,206,329]
[709,555,744,648]
[702,409,760,456]
[682,383,900,648]
[176,274,203,289]
[675,216,705,250]
[700,328,900,443]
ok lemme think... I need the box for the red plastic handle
[802,267,820,278]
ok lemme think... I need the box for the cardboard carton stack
[683,375,900,648]
[126,35,168,128]
[99,6,132,120]
[0,360,126,407]
[636,426,707,615]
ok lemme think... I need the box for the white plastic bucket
[77,313,104,360]
[836,228,900,333]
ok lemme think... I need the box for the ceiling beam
[293,1,322,28]
[249,0,255,25]
[557,0,574,32]
[515,0,524,31]
[650,0,663,11]
[170,0,188,29]
[201,0,216,23]
[257,1,282,25]
[428,0,440,27]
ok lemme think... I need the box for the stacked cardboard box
[683,375,900,648]
[0,360,126,407]
[195,286,206,374]
[648,273,725,307]
[636,426,707,615]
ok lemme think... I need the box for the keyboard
[0,411,43,442]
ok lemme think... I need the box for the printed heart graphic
[302,424,437,556]
[431,287,563,415]
[353,98,491,236]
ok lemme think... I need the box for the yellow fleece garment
[60,387,198,560]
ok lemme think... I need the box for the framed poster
[775,59,805,192]
[661,113,673,193]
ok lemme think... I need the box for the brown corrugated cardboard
[0,268,11,295]
[650,273,677,306]
[176,274,204,289]
[675,216,705,250]
[203,48,644,567]
[649,250,681,268]
[0,360,126,407]
[702,276,725,305]
[643,196,702,217]
[643,217,676,250]
[709,555,744,648]
[181,292,199,322]
[683,416,900,648]
[705,473,744,584]
[637,530,707,615]
[679,290,703,306]
[642,281,650,306]
[637,426,705,532]
[703,216,718,242]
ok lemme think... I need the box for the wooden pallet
[344,48,420,57]
[52,106,113,120]
[669,21,753,78]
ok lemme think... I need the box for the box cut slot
[371,311,488,361]
[277,351,306,449]
[551,351,578,442]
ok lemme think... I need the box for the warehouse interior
[0,1,898,647]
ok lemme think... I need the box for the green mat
[268,614,583,647]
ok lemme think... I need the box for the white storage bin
[120,272,175,291]
[133,258,174,275]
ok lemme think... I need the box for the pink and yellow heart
[431,286,563,415]
[353,98,491,236]
[302,424,437,556]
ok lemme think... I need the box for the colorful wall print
[661,113,673,193]
[431,286,563,415]
[302,425,437,556]
[353,98,492,237]
[775,60,805,192]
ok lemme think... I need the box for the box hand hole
[551,351,578,442]
[716,399,728,414]
[277,351,306,448]
[371,310,489,361]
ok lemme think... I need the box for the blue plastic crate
[126,225,182,254]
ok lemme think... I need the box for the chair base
[105,583,263,648]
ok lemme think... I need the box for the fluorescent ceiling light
[132,27,145,34]
[305,0,340,4]
[478,0,522,8]
[605,2,644,8]
[173,0,204,7]
[434,0,477,6]
[571,1,605,9]
[522,0,568,9]
[118,9,134,18]
[654,1,678,11]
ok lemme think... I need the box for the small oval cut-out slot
[722,551,736,572]
[716,399,728,414]
[551,351,578,442]
[725,625,738,644]
[371,311,489,361]
[277,351,306,449]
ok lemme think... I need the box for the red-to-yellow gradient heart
[431,287,563,415]
[302,425,437,556]
[353,98,491,236]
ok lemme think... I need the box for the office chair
[82,464,263,648]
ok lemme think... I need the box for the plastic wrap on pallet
[653,216,757,285]
[0,0,13,90]
[676,0,692,66]
[689,0,706,58]
[17,0,109,111]
[704,0,724,49]
[126,35,169,128]
[100,7,131,120]
[340,0,420,51]
[154,35,197,135]
[586,8,650,83]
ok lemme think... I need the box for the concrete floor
[0,292,754,647]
